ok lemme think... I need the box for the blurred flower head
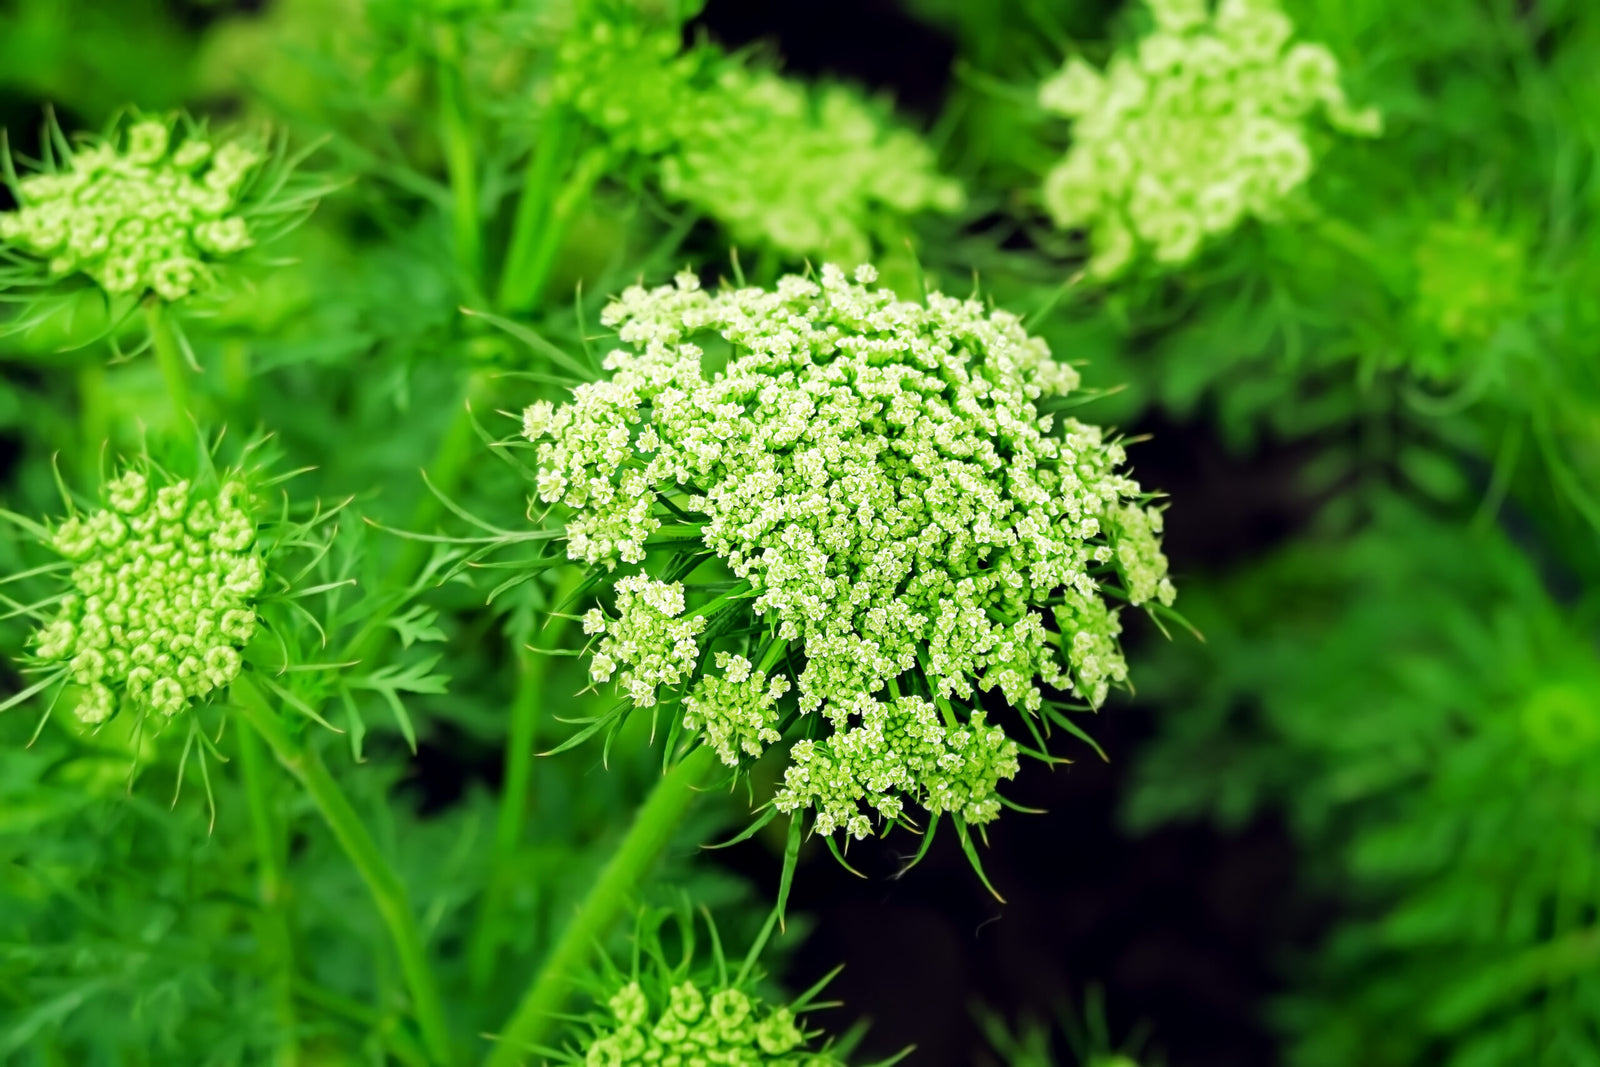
[1039,0,1381,277]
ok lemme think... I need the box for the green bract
[526,264,1173,839]
[28,466,262,726]
[554,16,963,263]
[1039,0,1381,277]
[0,118,264,301]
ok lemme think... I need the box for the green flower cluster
[582,978,839,1067]
[1039,0,1381,277]
[0,119,262,300]
[552,17,962,262]
[30,469,262,725]
[528,264,1172,836]
[682,651,791,767]
[779,701,1018,837]
[582,574,706,708]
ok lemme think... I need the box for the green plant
[1125,495,1600,1065]
[552,7,963,266]
[517,264,1173,853]
[1,0,1593,1064]
[977,984,1157,1067]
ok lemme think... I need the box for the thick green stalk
[466,643,554,992]
[436,24,482,293]
[145,300,192,423]
[483,744,718,1067]
[76,360,109,480]
[232,673,457,1066]
[495,108,577,314]
[236,718,299,1067]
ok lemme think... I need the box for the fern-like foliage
[1126,495,1600,1066]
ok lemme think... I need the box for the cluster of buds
[581,576,705,708]
[528,264,1173,839]
[580,979,839,1067]
[552,14,961,263]
[0,118,262,301]
[1411,201,1530,349]
[1039,0,1381,276]
[682,651,792,767]
[30,468,262,725]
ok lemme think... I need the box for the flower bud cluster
[583,575,706,708]
[775,700,1020,837]
[682,652,792,767]
[0,119,262,300]
[582,978,836,1067]
[30,469,262,725]
[552,17,962,262]
[1039,0,1381,277]
[529,264,1173,835]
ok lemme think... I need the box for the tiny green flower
[682,651,791,766]
[1039,0,1381,277]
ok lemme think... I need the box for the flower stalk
[484,743,718,1067]
[146,299,193,423]
[231,671,457,1067]
[466,640,558,992]
[236,717,299,1067]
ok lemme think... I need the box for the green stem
[495,108,577,314]
[76,359,109,480]
[232,673,457,1067]
[483,745,718,1067]
[222,337,252,405]
[436,24,482,294]
[508,145,611,316]
[466,642,555,992]
[145,300,193,424]
[237,718,299,1067]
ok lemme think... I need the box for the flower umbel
[555,908,850,1067]
[0,117,267,301]
[527,264,1174,840]
[553,15,962,262]
[1039,0,1382,277]
[28,466,262,726]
